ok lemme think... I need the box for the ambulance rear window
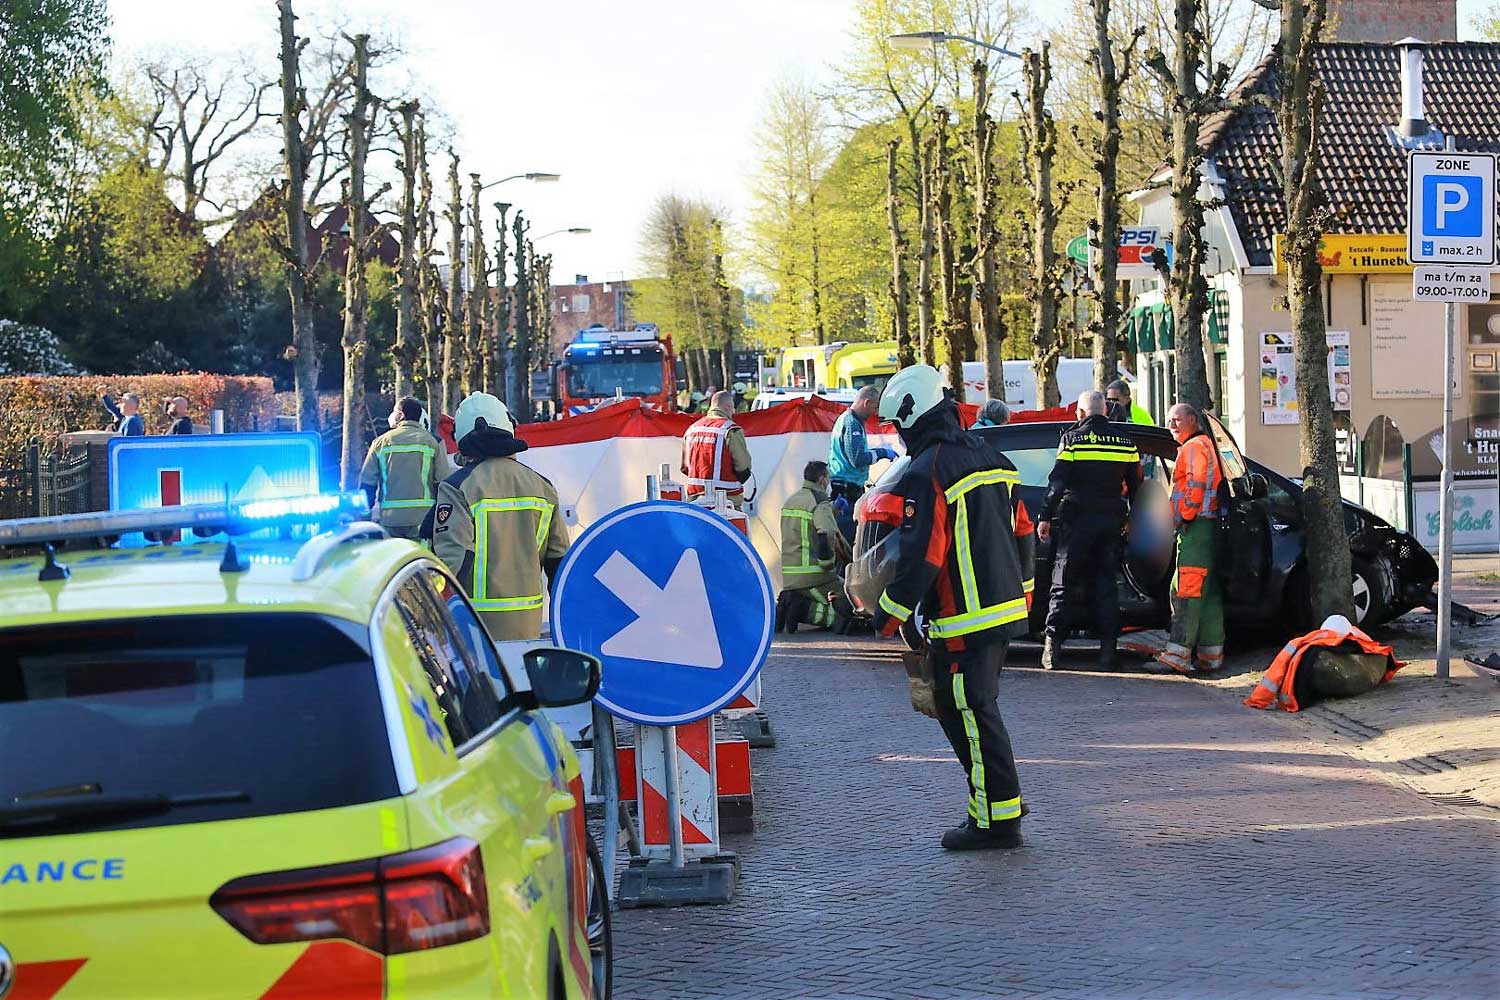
[0,614,398,837]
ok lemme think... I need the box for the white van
[942,358,1107,409]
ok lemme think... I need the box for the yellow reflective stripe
[944,467,1019,503]
[471,497,554,611]
[953,672,988,825]
[929,598,1030,638]
[1056,447,1140,463]
[781,508,817,572]
[1022,577,1035,594]
[878,590,913,621]
[954,498,981,614]
[377,444,436,504]
[988,796,1022,821]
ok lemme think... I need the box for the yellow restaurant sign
[1273,234,1412,273]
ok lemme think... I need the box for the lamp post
[479,172,562,192]
[534,227,592,241]
[888,30,1021,59]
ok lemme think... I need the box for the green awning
[1155,304,1175,351]
[1136,310,1156,352]
[1207,289,1229,345]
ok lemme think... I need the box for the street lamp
[534,227,592,240]
[888,31,1022,59]
[480,172,562,192]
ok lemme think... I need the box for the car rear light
[211,837,489,955]
[860,491,904,526]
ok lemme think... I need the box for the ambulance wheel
[586,836,613,1000]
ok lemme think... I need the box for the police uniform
[360,419,442,540]
[424,394,571,643]
[1037,413,1141,667]
[871,366,1030,851]
[777,479,852,632]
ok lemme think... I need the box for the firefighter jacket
[1171,432,1223,524]
[871,401,1029,652]
[424,438,571,643]
[1038,414,1142,522]
[360,420,442,532]
[780,481,850,591]
[1246,621,1401,713]
[681,406,752,497]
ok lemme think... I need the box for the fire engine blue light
[234,492,368,524]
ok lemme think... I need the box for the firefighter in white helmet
[422,392,570,642]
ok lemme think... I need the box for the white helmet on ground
[878,365,946,429]
[454,391,515,440]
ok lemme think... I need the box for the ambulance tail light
[859,491,904,527]
[211,837,490,955]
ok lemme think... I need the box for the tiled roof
[1203,42,1500,267]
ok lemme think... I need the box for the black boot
[941,819,1023,851]
[1041,635,1059,671]
[1098,637,1119,671]
[783,592,810,635]
[773,592,793,634]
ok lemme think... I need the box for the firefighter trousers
[1044,511,1123,642]
[929,640,1023,829]
[1165,517,1225,670]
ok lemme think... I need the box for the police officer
[681,389,752,506]
[1036,390,1141,671]
[424,392,570,643]
[360,397,441,540]
[870,366,1030,851]
[775,460,852,634]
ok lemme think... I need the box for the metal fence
[0,440,93,520]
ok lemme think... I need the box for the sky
[107,0,1494,288]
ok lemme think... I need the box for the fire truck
[556,323,678,415]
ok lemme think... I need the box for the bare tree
[274,0,319,433]
[511,212,532,418]
[490,202,512,400]
[712,218,737,388]
[1019,44,1062,409]
[441,150,463,412]
[971,59,1005,402]
[917,135,938,366]
[886,138,915,368]
[1271,0,1351,621]
[932,107,968,397]
[531,248,553,416]
[1087,1,1145,391]
[338,33,377,490]
[414,116,442,419]
[464,173,488,395]
[392,99,420,400]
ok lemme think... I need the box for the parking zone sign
[1407,151,1496,266]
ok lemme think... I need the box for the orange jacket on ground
[1171,433,1222,523]
[1246,622,1402,712]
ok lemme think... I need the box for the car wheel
[1350,555,1393,626]
[586,836,613,1000]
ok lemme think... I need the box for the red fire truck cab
[557,324,678,416]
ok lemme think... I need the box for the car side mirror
[522,647,600,707]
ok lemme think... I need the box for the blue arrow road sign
[550,500,774,726]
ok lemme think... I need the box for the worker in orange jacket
[1157,404,1225,675]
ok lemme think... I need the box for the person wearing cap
[870,365,1030,851]
[360,397,441,541]
[423,392,570,642]
[828,385,897,507]
[681,388,752,507]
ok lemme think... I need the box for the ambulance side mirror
[523,647,601,707]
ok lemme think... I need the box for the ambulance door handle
[522,837,554,864]
[546,791,578,815]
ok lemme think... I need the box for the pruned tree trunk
[531,250,553,416]
[809,193,826,347]
[971,60,1004,402]
[886,139,915,369]
[511,215,531,418]
[491,202,512,400]
[276,0,319,433]
[441,151,463,412]
[1278,0,1351,622]
[1089,0,1139,392]
[932,107,968,397]
[464,174,488,395]
[712,219,735,388]
[415,117,441,419]
[917,135,937,367]
[393,100,420,401]
[338,33,373,490]
[1021,44,1062,409]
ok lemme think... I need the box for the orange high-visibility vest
[683,416,742,497]
[1246,625,1401,712]
[1171,433,1222,522]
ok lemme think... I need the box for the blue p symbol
[1423,176,1482,236]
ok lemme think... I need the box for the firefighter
[681,389,752,506]
[775,460,852,634]
[423,392,570,643]
[1036,390,1141,671]
[870,365,1030,851]
[1157,403,1225,675]
[360,397,441,540]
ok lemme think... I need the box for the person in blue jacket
[828,385,897,506]
[100,388,144,436]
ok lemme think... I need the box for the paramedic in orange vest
[1157,403,1225,675]
[681,389,752,507]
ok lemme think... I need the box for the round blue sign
[550,501,773,726]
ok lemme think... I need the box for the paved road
[611,633,1499,999]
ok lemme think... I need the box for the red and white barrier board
[636,719,720,861]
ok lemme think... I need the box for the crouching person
[775,461,852,634]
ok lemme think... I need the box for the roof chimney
[1397,38,1428,139]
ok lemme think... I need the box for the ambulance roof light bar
[0,492,372,548]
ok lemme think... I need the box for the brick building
[548,276,633,358]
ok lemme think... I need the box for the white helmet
[453,392,515,441]
[878,365,945,429]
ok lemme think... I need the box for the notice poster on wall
[1260,330,1351,425]
[1369,280,1453,399]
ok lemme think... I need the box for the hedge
[0,374,278,467]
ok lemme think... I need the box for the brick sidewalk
[611,633,1499,999]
